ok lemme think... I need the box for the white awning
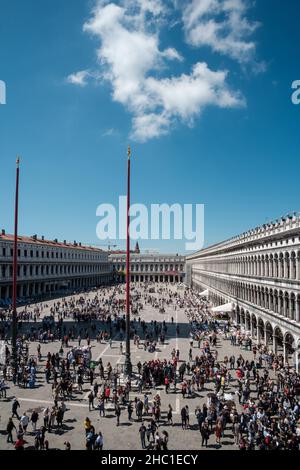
[211,302,233,313]
[199,289,209,297]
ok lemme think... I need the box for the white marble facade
[186,214,300,370]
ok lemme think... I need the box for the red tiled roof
[0,234,104,252]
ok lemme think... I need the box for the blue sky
[0,0,299,254]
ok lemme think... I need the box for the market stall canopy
[199,289,209,297]
[211,303,234,313]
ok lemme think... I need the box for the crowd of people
[0,282,300,450]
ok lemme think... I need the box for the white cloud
[182,0,260,63]
[102,127,118,137]
[68,0,257,141]
[67,70,90,86]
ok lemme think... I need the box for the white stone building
[109,252,185,283]
[0,231,111,304]
[186,214,300,370]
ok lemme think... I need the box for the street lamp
[11,156,20,369]
[124,146,132,376]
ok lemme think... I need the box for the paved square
[0,284,273,450]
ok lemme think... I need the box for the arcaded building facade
[109,253,185,283]
[0,231,111,303]
[186,215,300,370]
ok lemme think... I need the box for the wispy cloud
[67,70,91,86]
[181,0,260,63]
[67,0,262,142]
[102,127,119,137]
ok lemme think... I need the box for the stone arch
[251,314,257,339]
[284,332,295,364]
[265,322,273,348]
[290,251,296,279]
[273,289,278,314]
[236,305,241,324]
[258,317,265,342]
[269,288,274,312]
[284,291,290,318]
[274,253,279,278]
[240,308,245,327]
[284,251,290,279]
[274,326,284,355]
[245,311,251,332]
[269,253,274,277]
[279,252,284,278]
[278,290,284,316]
[290,292,296,320]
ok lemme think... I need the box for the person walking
[185,405,190,429]
[11,398,20,420]
[233,420,240,445]
[95,431,104,450]
[161,430,169,450]
[115,403,121,426]
[181,406,187,430]
[88,391,94,412]
[99,398,105,417]
[139,422,147,449]
[20,413,29,435]
[6,418,16,444]
[128,401,133,421]
[215,421,222,447]
[201,420,210,447]
[30,411,39,432]
[167,404,173,425]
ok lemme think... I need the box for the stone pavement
[0,286,257,451]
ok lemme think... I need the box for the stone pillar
[295,256,300,280]
[283,256,288,279]
[296,299,300,322]
[295,349,298,373]
[283,297,287,317]
[257,326,260,343]
[264,327,268,347]
[283,341,287,366]
[290,257,294,280]
[278,259,282,278]
[273,334,276,354]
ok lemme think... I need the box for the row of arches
[192,272,300,322]
[192,281,300,371]
[197,250,300,281]
[236,306,300,369]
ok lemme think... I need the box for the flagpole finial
[16,156,20,167]
[127,145,131,159]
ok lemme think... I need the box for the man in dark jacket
[12,398,20,420]
[6,417,17,443]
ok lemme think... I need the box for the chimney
[32,234,37,240]
[64,240,67,244]
[1,229,5,235]
[54,238,58,243]
[41,236,44,241]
